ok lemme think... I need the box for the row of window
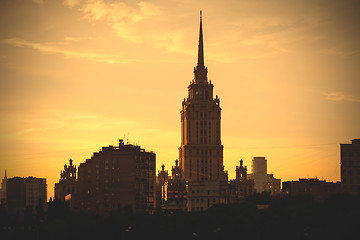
[191,197,217,203]
[189,189,217,195]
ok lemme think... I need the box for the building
[179,11,227,182]
[74,139,156,214]
[266,174,281,195]
[187,180,228,212]
[248,157,281,194]
[54,159,77,201]
[229,160,255,202]
[156,164,169,207]
[282,178,341,201]
[162,160,187,212]
[341,139,360,195]
[248,157,267,193]
[0,170,7,205]
[5,177,47,211]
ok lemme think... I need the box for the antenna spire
[197,10,204,67]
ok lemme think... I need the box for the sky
[1,0,360,199]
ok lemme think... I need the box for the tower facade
[229,160,255,202]
[54,159,77,201]
[179,12,225,182]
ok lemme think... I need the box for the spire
[193,10,208,84]
[197,10,204,67]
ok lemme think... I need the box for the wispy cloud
[323,91,360,102]
[81,0,161,43]
[318,43,360,58]
[62,0,82,8]
[1,37,131,64]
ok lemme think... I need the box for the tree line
[1,193,359,240]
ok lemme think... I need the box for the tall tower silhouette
[179,11,225,181]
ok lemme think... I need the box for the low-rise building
[282,178,340,201]
[187,180,228,212]
[5,176,47,211]
[265,174,281,195]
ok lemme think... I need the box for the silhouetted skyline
[1,1,360,200]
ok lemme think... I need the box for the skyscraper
[179,11,226,182]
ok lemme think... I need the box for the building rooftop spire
[197,10,204,67]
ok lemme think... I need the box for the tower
[236,159,248,180]
[54,159,77,201]
[229,159,254,202]
[250,157,267,192]
[179,11,225,182]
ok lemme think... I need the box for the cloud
[323,91,360,102]
[80,0,161,43]
[1,37,131,64]
[67,1,193,56]
[62,0,82,8]
[318,42,360,58]
[81,0,160,23]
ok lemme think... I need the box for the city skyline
[1,0,360,199]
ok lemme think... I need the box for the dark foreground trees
[1,193,359,240]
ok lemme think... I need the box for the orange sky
[1,0,360,199]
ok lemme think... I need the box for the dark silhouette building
[0,170,7,205]
[282,178,340,201]
[179,11,227,182]
[54,159,77,201]
[341,139,360,195]
[248,157,281,194]
[229,160,255,202]
[162,160,187,212]
[156,164,169,207]
[5,176,47,211]
[187,180,228,212]
[74,140,156,214]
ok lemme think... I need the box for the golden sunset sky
[1,0,360,199]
